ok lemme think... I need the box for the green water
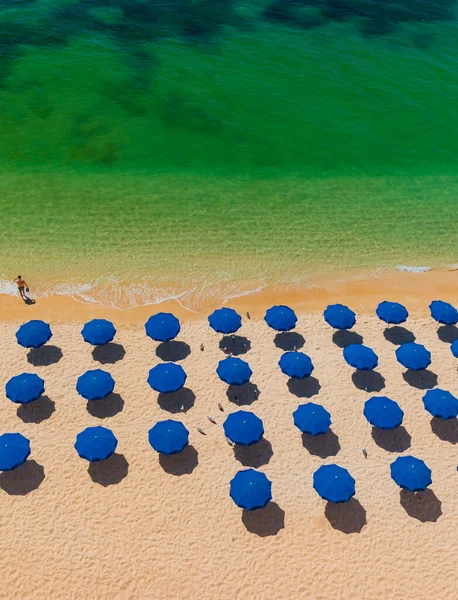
[1,1,457,307]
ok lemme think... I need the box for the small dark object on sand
[200,344,204,351]
[246,312,251,319]
[218,403,224,412]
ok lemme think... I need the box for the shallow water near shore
[1,2,458,307]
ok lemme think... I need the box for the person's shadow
[24,298,36,305]
[241,502,285,536]
[324,498,367,533]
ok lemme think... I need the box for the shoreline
[1,268,456,324]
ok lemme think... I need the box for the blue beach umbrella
[217,357,252,385]
[148,420,189,455]
[0,433,31,471]
[82,319,116,345]
[76,369,115,400]
[423,388,458,420]
[429,300,458,325]
[376,301,408,325]
[293,403,331,435]
[390,456,432,492]
[451,340,458,359]
[363,396,404,430]
[5,373,45,404]
[343,344,378,371]
[279,352,314,379]
[230,469,272,510]
[145,313,181,342]
[147,363,187,393]
[395,342,431,371]
[313,464,355,504]
[75,426,117,462]
[208,307,242,335]
[323,304,356,330]
[16,320,52,348]
[223,411,264,446]
[264,305,297,332]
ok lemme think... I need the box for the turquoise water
[0,1,457,307]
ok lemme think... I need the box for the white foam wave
[0,279,21,295]
[222,283,267,304]
[396,265,430,273]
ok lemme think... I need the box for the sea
[0,0,457,310]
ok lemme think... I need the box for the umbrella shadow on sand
[242,502,285,537]
[0,460,45,495]
[287,377,321,398]
[88,453,129,486]
[17,396,56,424]
[400,489,442,522]
[302,429,340,458]
[371,426,411,452]
[352,371,385,392]
[159,445,198,476]
[403,370,438,390]
[383,327,415,345]
[227,383,260,406]
[86,393,125,418]
[437,325,458,344]
[234,438,273,468]
[27,345,63,366]
[325,498,367,534]
[430,418,458,444]
[219,336,251,356]
[274,332,305,351]
[156,341,191,362]
[158,388,196,413]
[332,330,363,348]
[92,343,126,364]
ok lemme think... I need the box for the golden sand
[0,270,457,599]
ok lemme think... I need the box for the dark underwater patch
[263,0,456,35]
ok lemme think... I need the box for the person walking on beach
[14,275,29,301]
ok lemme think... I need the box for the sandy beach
[0,271,457,599]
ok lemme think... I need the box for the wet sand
[0,268,457,324]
